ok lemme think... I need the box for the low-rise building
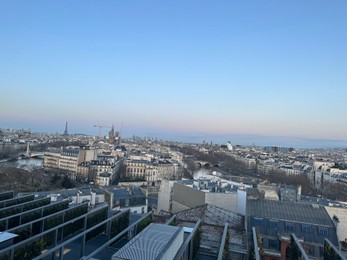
[106,186,147,214]
[247,199,338,259]
[158,179,247,215]
[124,159,176,183]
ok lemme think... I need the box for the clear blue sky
[0,1,346,144]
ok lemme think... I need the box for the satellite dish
[212,171,217,176]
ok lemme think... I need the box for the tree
[61,175,74,189]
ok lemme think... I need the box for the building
[247,199,338,259]
[106,186,147,214]
[124,159,176,183]
[311,161,335,189]
[263,146,294,153]
[89,160,117,185]
[59,148,80,174]
[43,148,80,176]
[279,185,301,202]
[157,179,247,215]
[257,158,276,175]
[112,223,184,260]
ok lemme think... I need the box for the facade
[91,159,122,186]
[257,158,276,175]
[96,172,112,186]
[311,161,347,190]
[44,147,95,179]
[311,161,335,189]
[45,146,121,185]
[247,199,338,259]
[124,159,175,183]
[106,186,147,214]
[157,179,246,215]
[279,185,301,202]
[59,148,80,173]
[43,149,61,169]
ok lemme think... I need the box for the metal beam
[0,194,35,209]
[0,204,108,258]
[324,238,346,260]
[217,223,229,260]
[6,202,88,234]
[165,214,176,225]
[252,227,261,260]
[291,233,310,260]
[80,211,152,260]
[174,219,201,260]
[0,199,69,230]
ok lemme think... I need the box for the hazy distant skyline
[1,1,346,143]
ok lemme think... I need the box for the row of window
[253,217,328,235]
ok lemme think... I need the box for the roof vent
[311,203,319,209]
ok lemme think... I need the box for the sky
[0,1,346,146]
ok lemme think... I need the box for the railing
[174,219,201,260]
[81,211,153,260]
[217,223,229,260]
[252,227,261,260]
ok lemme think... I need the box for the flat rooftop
[0,232,18,243]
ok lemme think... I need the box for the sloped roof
[247,199,334,227]
[113,187,145,200]
[175,204,244,229]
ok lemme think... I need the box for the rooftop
[247,199,334,226]
[112,223,182,260]
[112,187,145,199]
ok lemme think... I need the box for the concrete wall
[173,182,205,208]
[205,192,238,212]
[171,200,191,214]
[157,180,174,213]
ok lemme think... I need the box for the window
[302,243,313,255]
[125,199,129,207]
[302,224,311,233]
[286,222,294,232]
[269,220,278,229]
[318,227,328,236]
[253,217,263,226]
[269,239,280,250]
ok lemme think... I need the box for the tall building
[63,121,68,136]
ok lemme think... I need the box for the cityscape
[0,125,347,259]
[1,1,347,260]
